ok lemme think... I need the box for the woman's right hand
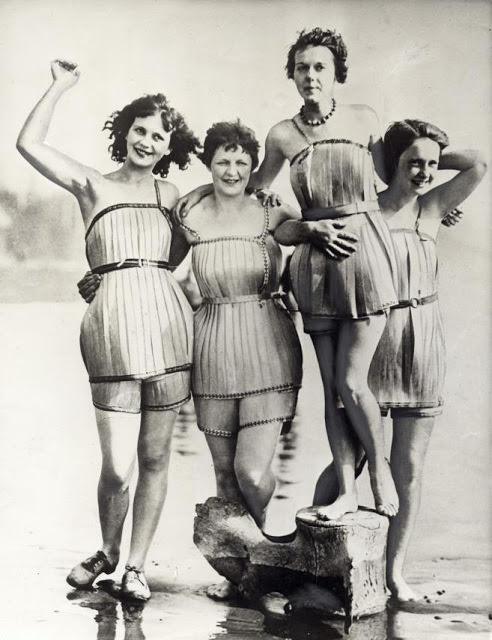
[77,271,101,303]
[308,220,359,260]
[51,59,80,89]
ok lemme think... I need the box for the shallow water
[0,237,490,640]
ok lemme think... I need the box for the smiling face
[293,45,336,103]
[125,113,172,169]
[397,137,441,194]
[210,145,253,197]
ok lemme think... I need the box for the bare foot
[387,575,419,602]
[316,493,358,521]
[206,579,239,601]
[369,459,399,517]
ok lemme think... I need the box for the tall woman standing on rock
[263,28,400,520]
[17,60,200,601]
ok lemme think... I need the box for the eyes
[408,159,438,169]
[295,63,326,73]
[133,126,165,142]
[215,159,249,167]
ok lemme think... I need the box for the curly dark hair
[286,27,348,83]
[384,119,449,181]
[103,93,201,178]
[199,120,260,170]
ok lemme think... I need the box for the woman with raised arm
[311,119,487,601]
[17,60,200,601]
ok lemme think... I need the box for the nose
[306,66,315,81]
[224,164,237,176]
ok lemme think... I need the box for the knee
[139,449,170,473]
[234,460,265,494]
[336,373,367,406]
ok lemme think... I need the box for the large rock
[194,497,388,620]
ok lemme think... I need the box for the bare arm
[16,60,98,201]
[248,124,287,190]
[169,226,191,268]
[422,149,487,218]
[366,107,388,185]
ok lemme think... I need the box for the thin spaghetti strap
[154,179,162,207]
[415,202,423,231]
[291,117,311,145]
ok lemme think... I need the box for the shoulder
[340,103,380,129]
[155,178,179,208]
[266,119,295,146]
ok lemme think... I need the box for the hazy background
[0,1,490,638]
[0,0,490,275]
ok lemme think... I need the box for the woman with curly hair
[17,60,200,601]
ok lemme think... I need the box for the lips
[134,147,153,158]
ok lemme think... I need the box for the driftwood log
[194,497,389,621]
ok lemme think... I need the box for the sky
[0,0,490,246]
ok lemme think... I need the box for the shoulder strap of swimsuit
[260,201,270,240]
[415,201,423,231]
[291,117,311,146]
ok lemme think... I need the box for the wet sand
[0,232,490,639]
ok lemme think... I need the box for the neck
[118,161,154,184]
[304,95,334,116]
[211,190,249,215]
[380,180,418,213]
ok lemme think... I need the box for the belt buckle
[410,297,419,308]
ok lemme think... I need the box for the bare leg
[205,433,243,504]
[203,432,243,600]
[126,409,178,570]
[311,331,359,520]
[336,317,399,517]
[234,421,283,528]
[387,415,434,601]
[313,432,366,506]
[96,408,140,565]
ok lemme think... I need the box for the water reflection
[67,591,146,640]
[65,410,489,640]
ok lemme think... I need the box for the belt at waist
[392,292,438,309]
[92,259,171,275]
[201,292,286,305]
[302,200,380,220]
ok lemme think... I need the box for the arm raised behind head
[16,60,99,203]
[422,149,487,218]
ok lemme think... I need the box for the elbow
[475,153,488,177]
[16,136,27,157]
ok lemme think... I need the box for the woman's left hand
[441,208,464,227]
[254,188,283,207]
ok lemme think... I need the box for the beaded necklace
[299,98,336,127]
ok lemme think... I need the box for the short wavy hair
[103,94,200,178]
[286,27,348,84]
[384,119,449,181]
[199,120,260,170]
